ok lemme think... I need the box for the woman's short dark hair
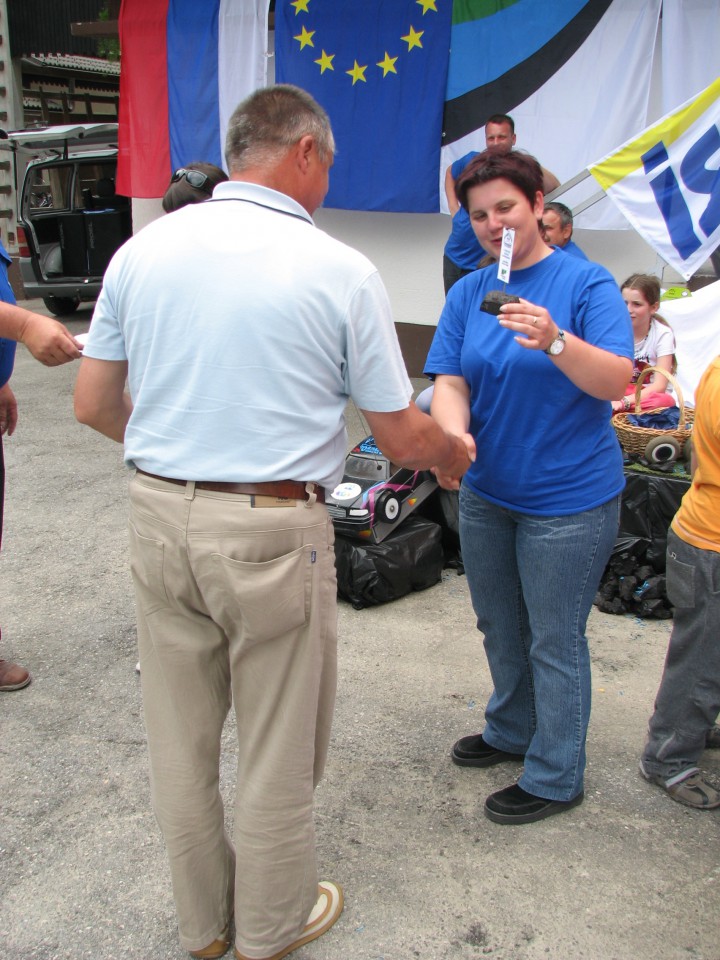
[162,161,228,213]
[455,150,544,212]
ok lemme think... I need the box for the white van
[0,122,132,315]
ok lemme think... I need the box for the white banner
[661,0,720,116]
[663,280,720,407]
[589,79,720,280]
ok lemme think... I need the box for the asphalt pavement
[1,300,718,960]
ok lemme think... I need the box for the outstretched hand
[20,313,83,366]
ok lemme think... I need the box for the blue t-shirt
[561,239,589,260]
[443,152,484,270]
[425,250,633,515]
[0,241,16,389]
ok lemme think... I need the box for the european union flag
[275,0,452,212]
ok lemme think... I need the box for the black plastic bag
[417,488,463,571]
[334,515,444,609]
[616,471,690,572]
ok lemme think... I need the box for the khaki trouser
[128,472,337,957]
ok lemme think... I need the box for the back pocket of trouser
[128,521,170,614]
[666,550,695,610]
[208,543,313,648]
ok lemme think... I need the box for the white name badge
[497,227,515,284]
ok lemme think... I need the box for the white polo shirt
[84,181,413,489]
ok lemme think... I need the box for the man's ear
[297,134,315,170]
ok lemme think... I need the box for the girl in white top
[611,273,677,413]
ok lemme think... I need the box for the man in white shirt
[75,84,474,960]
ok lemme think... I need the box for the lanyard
[209,196,312,225]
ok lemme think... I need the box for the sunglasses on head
[171,168,211,191]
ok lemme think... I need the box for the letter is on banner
[680,125,720,240]
[643,124,720,260]
[642,141,700,259]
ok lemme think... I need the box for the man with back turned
[75,85,474,960]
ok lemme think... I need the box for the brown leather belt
[136,470,325,503]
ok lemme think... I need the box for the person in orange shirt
[639,355,720,809]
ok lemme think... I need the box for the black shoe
[451,734,525,768]
[485,783,584,824]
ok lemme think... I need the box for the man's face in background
[485,121,516,154]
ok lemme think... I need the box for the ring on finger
[532,316,539,325]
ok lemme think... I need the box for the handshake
[431,431,476,491]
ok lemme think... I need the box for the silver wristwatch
[544,329,566,356]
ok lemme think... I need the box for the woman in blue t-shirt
[425,150,633,825]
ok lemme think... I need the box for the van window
[29,165,73,211]
[75,162,119,209]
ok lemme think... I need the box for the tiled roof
[21,53,120,76]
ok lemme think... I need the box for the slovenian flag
[116,0,269,198]
[274,0,453,213]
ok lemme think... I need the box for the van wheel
[43,295,80,316]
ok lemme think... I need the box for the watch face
[548,331,566,355]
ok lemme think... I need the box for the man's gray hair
[225,84,335,172]
[543,201,573,229]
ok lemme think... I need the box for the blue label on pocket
[311,550,316,563]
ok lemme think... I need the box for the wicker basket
[612,366,694,459]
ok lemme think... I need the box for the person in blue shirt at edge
[541,201,589,260]
[0,241,82,691]
[443,114,560,294]
[426,149,633,825]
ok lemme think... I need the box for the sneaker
[705,725,720,750]
[451,733,524,768]
[0,659,31,691]
[639,761,720,809]
[234,880,343,960]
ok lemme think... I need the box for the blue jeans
[459,486,620,800]
[641,530,720,783]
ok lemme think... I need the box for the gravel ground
[1,301,718,960]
